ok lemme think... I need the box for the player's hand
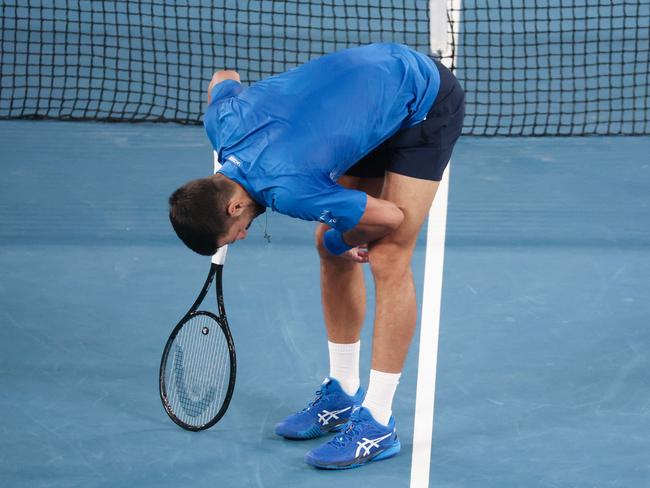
[207,70,241,103]
[341,245,369,263]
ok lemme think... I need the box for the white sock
[328,340,360,396]
[362,369,401,426]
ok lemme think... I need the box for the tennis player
[169,43,464,469]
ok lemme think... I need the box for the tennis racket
[159,152,236,431]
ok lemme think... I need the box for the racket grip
[212,245,228,265]
[213,150,222,173]
[211,151,228,265]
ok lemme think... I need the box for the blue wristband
[323,229,353,256]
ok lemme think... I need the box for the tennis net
[1,0,648,136]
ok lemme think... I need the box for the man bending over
[169,42,464,469]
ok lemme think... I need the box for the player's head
[168,175,265,255]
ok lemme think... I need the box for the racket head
[159,310,236,431]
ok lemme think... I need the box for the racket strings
[165,313,231,427]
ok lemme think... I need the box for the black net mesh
[1,0,648,135]
[451,0,650,135]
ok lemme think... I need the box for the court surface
[1,120,649,487]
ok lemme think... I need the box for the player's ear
[226,199,246,218]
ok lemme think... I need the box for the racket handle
[212,245,228,265]
[212,151,228,265]
[213,150,222,173]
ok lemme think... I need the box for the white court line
[410,1,461,486]
[409,168,450,488]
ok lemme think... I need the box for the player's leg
[369,173,440,373]
[316,175,384,342]
[274,175,383,440]
[303,180,434,467]
[315,175,383,393]
[355,172,439,427]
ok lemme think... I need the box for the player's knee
[368,243,411,281]
[315,224,332,260]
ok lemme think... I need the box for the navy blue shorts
[345,58,465,181]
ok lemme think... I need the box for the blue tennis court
[1,121,648,487]
[1,0,649,486]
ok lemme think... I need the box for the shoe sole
[277,421,347,440]
[305,441,401,469]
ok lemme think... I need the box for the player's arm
[269,182,403,257]
[207,70,241,104]
[341,195,403,247]
[320,195,404,258]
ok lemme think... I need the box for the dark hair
[168,176,234,256]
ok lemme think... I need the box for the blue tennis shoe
[275,378,364,440]
[304,406,401,469]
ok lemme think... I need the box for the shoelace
[298,388,324,413]
[329,418,362,448]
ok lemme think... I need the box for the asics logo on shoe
[317,407,351,426]
[355,432,393,458]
